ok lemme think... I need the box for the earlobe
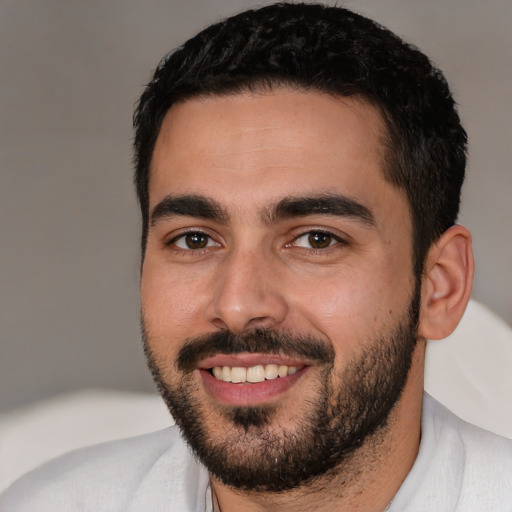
[418,225,474,340]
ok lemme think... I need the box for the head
[134,2,467,278]
[134,2,473,496]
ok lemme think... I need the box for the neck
[212,342,426,512]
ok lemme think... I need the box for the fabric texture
[0,390,172,492]
[1,394,511,511]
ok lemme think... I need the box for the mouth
[210,363,302,383]
[198,354,311,406]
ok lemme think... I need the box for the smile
[211,364,302,383]
[199,356,311,406]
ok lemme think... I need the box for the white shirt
[1,394,511,511]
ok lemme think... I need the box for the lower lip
[200,367,309,406]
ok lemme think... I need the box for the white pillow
[0,390,171,491]
[425,299,512,438]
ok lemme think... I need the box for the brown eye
[308,232,333,249]
[184,232,208,249]
[292,231,339,250]
[172,232,215,250]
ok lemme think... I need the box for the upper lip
[198,353,312,370]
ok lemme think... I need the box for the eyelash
[288,229,347,251]
[166,230,220,251]
[166,228,347,253]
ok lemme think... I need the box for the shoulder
[426,394,512,469]
[0,426,206,512]
[395,395,512,511]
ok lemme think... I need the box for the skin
[140,89,473,511]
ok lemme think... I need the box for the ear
[418,225,474,340]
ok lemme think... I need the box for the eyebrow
[266,194,376,227]
[151,195,229,225]
[150,193,376,228]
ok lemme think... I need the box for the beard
[143,287,420,493]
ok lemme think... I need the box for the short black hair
[134,2,467,276]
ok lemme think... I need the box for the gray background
[1,0,511,414]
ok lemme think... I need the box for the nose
[205,248,289,333]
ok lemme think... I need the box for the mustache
[177,328,334,373]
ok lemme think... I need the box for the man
[1,2,511,511]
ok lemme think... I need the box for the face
[141,90,420,491]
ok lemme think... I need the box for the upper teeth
[212,364,300,383]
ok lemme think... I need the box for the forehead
[149,89,408,223]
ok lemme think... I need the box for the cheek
[140,261,208,352]
[290,259,414,347]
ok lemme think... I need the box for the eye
[170,231,219,250]
[292,231,342,249]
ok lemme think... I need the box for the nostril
[205,273,289,333]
